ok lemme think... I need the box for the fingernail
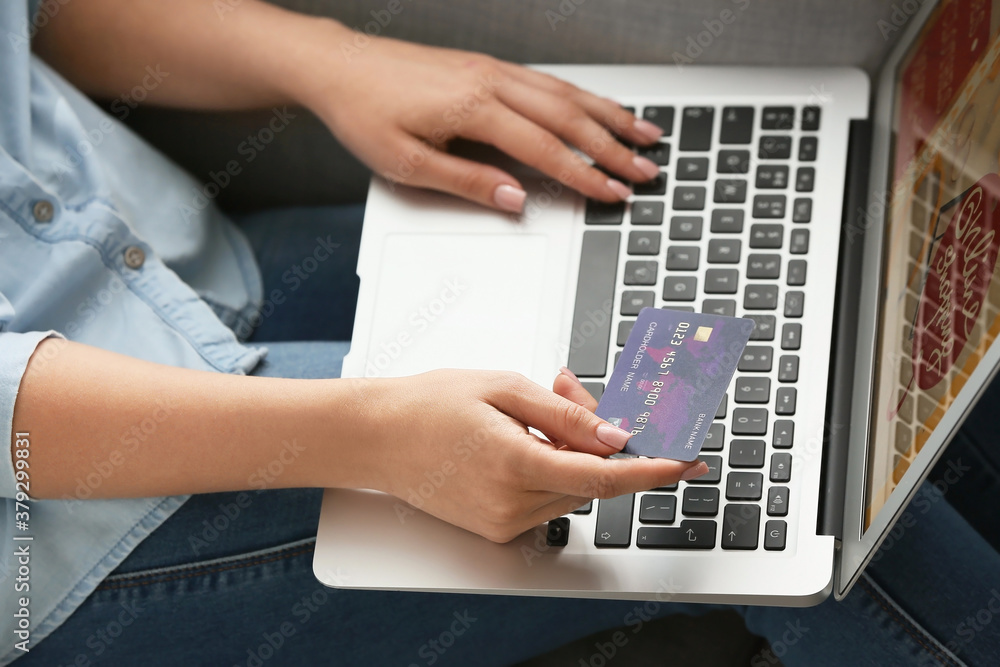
[632,155,660,180]
[680,461,710,481]
[606,178,632,201]
[559,366,582,385]
[634,118,664,142]
[596,422,631,451]
[494,184,526,213]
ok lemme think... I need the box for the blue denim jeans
[20,206,1000,666]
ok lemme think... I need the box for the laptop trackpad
[366,233,549,377]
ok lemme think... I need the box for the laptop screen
[865,0,1000,532]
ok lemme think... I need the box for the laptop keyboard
[559,104,822,553]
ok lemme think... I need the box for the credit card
[596,308,754,461]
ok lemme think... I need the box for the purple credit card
[596,308,754,461]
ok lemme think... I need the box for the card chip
[694,326,713,342]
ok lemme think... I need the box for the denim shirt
[0,2,266,662]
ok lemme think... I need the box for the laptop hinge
[818,119,873,541]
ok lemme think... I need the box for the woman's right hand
[349,368,708,543]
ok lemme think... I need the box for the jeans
[20,205,1000,666]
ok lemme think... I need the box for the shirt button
[32,200,54,223]
[123,245,146,269]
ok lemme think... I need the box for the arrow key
[722,504,760,549]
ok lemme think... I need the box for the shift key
[594,494,635,547]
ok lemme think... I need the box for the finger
[552,367,598,412]
[463,103,631,203]
[496,80,659,183]
[495,62,663,145]
[526,494,593,527]
[528,449,708,498]
[388,136,529,213]
[490,376,632,456]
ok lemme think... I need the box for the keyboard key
[683,487,720,516]
[585,200,625,225]
[787,260,807,286]
[617,320,635,346]
[710,210,744,233]
[687,455,722,484]
[722,504,760,549]
[665,246,700,270]
[572,500,593,515]
[778,355,799,382]
[624,260,658,285]
[642,106,675,134]
[636,521,717,549]
[753,195,786,218]
[767,487,789,516]
[789,229,810,254]
[707,239,741,264]
[594,493,635,547]
[677,157,710,180]
[743,284,779,310]
[775,387,797,415]
[714,179,747,203]
[735,377,770,405]
[770,453,792,483]
[798,136,818,161]
[732,408,768,435]
[801,106,821,131]
[764,520,787,550]
[772,420,794,449]
[702,423,725,451]
[756,165,789,189]
[746,314,776,341]
[634,172,668,196]
[655,482,678,492]
[749,224,784,249]
[631,200,665,226]
[781,324,802,350]
[638,494,677,524]
[628,230,661,255]
[758,136,792,159]
[621,290,655,316]
[715,393,728,419]
[669,216,703,240]
[738,345,773,371]
[729,438,767,466]
[795,167,815,192]
[638,141,671,166]
[746,254,781,279]
[679,107,714,151]
[717,149,750,173]
[784,291,805,317]
[792,198,812,223]
[546,517,570,546]
[580,384,604,402]
[673,186,706,210]
[720,106,754,144]
[761,106,795,130]
[726,472,764,500]
[663,276,697,301]
[705,268,739,294]
[567,230,619,377]
[702,299,736,317]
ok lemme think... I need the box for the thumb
[390,136,527,213]
[492,375,632,457]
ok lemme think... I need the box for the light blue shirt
[0,2,266,662]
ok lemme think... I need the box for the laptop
[314,0,1000,605]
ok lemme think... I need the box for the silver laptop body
[315,0,1000,605]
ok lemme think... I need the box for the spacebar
[567,230,620,377]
